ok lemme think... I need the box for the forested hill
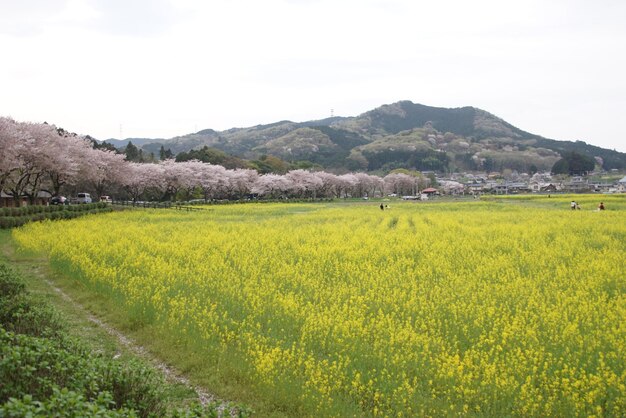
[102,101,626,173]
[343,101,538,139]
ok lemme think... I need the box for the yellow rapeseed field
[13,196,626,417]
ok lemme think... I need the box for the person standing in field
[380,203,384,210]
[598,202,605,210]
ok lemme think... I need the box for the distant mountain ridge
[101,101,626,173]
[103,137,164,147]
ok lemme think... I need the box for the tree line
[1,117,430,204]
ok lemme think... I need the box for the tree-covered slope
[104,101,626,172]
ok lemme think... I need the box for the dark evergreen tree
[175,146,246,169]
[159,145,174,160]
[551,151,595,175]
[124,141,140,161]
[88,138,119,153]
[551,158,569,175]
[249,155,291,174]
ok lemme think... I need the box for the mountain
[102,137,164,147]
[100,101,626,173]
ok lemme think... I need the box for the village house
[529,181,542,193]
[617,176,626,193]
[563,176,592,193]
[493,182,531,194]
[592,182,616,193]
[540,183,559,193]
[464,182,485,194]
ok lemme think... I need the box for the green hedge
[0,203,113,229]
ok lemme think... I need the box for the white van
[76,193,92,204]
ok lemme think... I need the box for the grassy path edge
[40,273,216,406]
[0,230,244,415]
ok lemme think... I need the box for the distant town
[426,171,626,196]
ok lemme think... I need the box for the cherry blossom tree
[384,173,419,196]
[285,170,323,198]
[337,174,358,198]
[353,172,383,198]
[313,171,341,198]
[77,147,129,199]
[174,160,203,201]
[228,168,259,199]
[440,180,464,195]
[121,162,162,202]
[139,162,167,201]
[251,173,293,199]
[2,120,61,203]
[157,159,197,201]
[196,164,232,201]
[0,117,24,196]
[44,130,94,197]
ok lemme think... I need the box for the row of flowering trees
[0,117,125,203]
[108,160,431,201]
[1,117,430,203]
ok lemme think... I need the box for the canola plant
[13,196,626,417]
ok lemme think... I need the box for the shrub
[0,329,165,416]
[0,263,166,417]
[0,388,137,418]
[0,264,65,338]
[0,217,16,229]
[0,264,26,301]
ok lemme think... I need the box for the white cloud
[1,0,625,151]
[0,0,68,36]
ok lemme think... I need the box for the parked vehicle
[76,193,92,204]
[50,196,68,205]
[100,196,113,203]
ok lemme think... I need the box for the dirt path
[0,232,225,411]
[43,277,216,406]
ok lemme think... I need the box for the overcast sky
[1,0,625,152]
